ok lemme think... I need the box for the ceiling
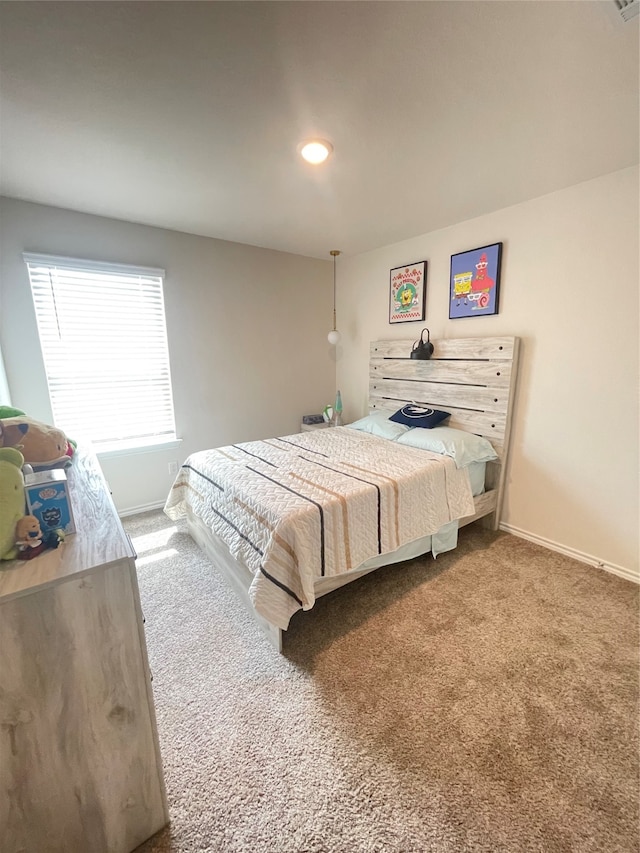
[0,1,638,259]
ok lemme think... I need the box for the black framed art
[389,261,427,324]
[449,242,502,319]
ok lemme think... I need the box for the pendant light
[328,249,341,345]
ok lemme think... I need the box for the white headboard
[369,336,520,528]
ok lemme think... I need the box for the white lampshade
[328,329,341,345]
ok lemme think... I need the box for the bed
[165,336,520,651]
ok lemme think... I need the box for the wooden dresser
[0,448,168,853]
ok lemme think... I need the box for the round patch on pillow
[389,405,451,429]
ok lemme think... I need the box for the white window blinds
[24,253,177,450]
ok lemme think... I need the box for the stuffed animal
[0,416,74,470]
[0,447,26,561]
[15,515,43,550]
[15,514,64,560]
[0,406,26,420]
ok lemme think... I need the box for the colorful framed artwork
[389,261,427,324]
[449,242,502,319]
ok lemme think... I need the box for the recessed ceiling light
[299,139,333,165]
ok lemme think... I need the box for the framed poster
[389,261,427,324]
[449,242,502,319]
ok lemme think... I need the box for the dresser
[0,448,168,853]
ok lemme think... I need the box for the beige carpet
[127,510,639,853]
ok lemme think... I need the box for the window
[24,253,177,452]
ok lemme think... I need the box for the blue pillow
[389,404,450,429]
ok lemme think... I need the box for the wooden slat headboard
[369,336,520,528]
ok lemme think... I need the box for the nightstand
[300,422,331,432]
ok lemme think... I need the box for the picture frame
[389,261,427,324]
[449,242,502,319]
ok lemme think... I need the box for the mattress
[165,427,476,630]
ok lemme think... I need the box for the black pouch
[410,328,434,360]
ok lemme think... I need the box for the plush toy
[15,515,43,550]
[0,406,26,420]
[15,514,64,560]
[0,447,26,561]
[0,416,74,470]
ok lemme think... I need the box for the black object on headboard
[410,328,434,360]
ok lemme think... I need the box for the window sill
[95,437,182,460]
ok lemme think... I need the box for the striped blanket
[164,427,475,630]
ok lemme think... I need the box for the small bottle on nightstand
[333,390,343,426]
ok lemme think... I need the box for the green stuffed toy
[0,447,26,561]
[0,406,26,419]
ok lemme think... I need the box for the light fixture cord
[332,255,337,330]
[330,250,340,331]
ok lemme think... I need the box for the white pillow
[346,411,409,441]
[396,426,498,468]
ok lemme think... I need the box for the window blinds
[24,253,177,450]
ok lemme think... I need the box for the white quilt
[164,427,475,630]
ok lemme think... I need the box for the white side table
[300,422,331,432]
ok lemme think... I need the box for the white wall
[337,166,639,578]
[0,342,11,405]
[2,172,637,577]
[0,198,335,513]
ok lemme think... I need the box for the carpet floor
[127,510,639,853]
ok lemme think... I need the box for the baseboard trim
[500,523,639,584]
[118,500,166,518]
